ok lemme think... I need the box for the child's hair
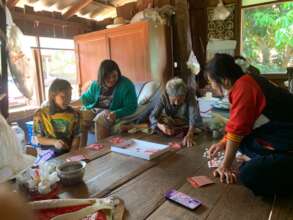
[48,78,72,113]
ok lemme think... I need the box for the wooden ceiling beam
[7,0,20,8]
[63,0,94,19]
[11,10,90,28]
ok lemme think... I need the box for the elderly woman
[149,77,202,147]
[79,60,137,146]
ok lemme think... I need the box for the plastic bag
[0,114,34,183]
[186,51,200,75]
[131,9,164,25]
[213,0,230,21]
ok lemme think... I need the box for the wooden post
[188,0,208,89]
[0,0,9,118]
[235,0,241,56]
[172,0,194,86]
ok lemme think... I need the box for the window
[39,37,78,100]
[41,49,78,100]
[8,35,79,110]
[8,73,38,109]
[241,0,293,74]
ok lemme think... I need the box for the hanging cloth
[6,6,36,99]
[213,0,231,20]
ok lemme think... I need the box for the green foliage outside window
[242,2,293,73]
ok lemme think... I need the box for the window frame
[34,46,78,104]
[242,0,280,8]
[238,0,292,77]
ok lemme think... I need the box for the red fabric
[35,204,107,220]
[225,74,266,136]
[29,184,60,201]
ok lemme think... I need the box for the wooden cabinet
[75,30,109,88]
[107,23,149,83]
[74,21,172,90]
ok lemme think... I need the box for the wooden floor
[37,133,293,219]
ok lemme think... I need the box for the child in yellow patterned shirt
[33,79,80,159]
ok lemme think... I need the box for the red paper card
[86,144,105,151]
[169,142,182,150]
[187,177,198,188]
[66,155,85,162]
[187,176,214,188]
[109,136,124,144]
[110,137,133,148]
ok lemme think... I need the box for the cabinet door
[75,31,109,91]
[107,22,151,82]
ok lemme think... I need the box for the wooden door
[107,22,151,83]
[75,30,109,91]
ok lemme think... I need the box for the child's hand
[54,140,67,149]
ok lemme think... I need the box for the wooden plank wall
[172,0,192,83]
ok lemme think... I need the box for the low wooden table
[16,133,293,219]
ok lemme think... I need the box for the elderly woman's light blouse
[149,90,202,130]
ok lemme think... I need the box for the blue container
[25,121,37,147]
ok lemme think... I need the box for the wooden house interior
[0,0,292,219]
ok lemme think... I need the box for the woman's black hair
[97,59,122,85]
[48,78,72,114]
[205,53,244,86]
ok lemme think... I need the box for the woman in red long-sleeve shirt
[206,53,293,196]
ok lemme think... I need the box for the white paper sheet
[111,139,170,160]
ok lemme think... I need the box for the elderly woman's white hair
[165,77,187,97]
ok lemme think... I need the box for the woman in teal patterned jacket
[80,60,137,146]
